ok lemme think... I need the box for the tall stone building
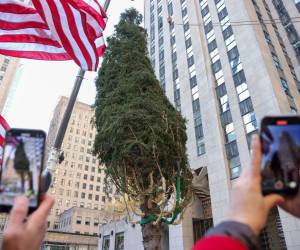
[0,56,20,114]
[46,97,116,232]
[144,0,300,249]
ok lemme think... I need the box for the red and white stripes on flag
[0,115,9,165]
[0,0,107,71]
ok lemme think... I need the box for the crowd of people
[1,135,300,250]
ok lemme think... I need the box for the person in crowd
[193,134,300,249]
[2,194,54,250]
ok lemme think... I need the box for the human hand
[228,135,284,235]
[2,194,54,250]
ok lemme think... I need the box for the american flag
[0,115,9,165]
[0,0,107,71]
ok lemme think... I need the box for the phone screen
[0,130,45,209]
[261,121,300,195]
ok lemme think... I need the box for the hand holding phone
[0,129,46,213]
[260,116,300,196]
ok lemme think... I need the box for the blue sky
[4,0,144,133]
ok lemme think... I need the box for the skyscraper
[144,0,300,249]
[0,56,20,114]
[46,97,115,232]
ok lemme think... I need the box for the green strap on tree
[138,175,181,225]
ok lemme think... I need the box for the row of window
[215,0,258,174]
[53,202,104,216]
[69,128,95,138]
[76,216,100,226]
[0,57,10,83]
[102,232,124,250]
[272,0,300,64]
[262,0,300,92]
[168,0,181,111]
[253,0,298,113]
[200,0,240,179]
[182,0,205,156]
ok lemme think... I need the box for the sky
[4,0,144,133]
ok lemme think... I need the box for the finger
[28,194,54,227]
[250,134,262,178]
[8,196,29,227]
[264,194,284,211]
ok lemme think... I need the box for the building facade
[0,56,20,114]
[42,231,98,250]
[98,217,144,250]
[144,0,300,249]
[46,97,116,231]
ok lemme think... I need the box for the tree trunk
[20,172,25,193]
[142,223,164,250]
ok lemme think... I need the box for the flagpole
[45,0,111,177]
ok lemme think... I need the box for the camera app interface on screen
[0,132,44,207]
[261,123,300,192]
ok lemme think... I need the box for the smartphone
[260,116,300,196]
[0,129,46,213]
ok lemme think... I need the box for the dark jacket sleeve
[193,221,260,250]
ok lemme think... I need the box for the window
[227,46,239,61]
[229,156,241,179]
[115,232,125,250]
[96,186,100,191]
[204,21,213,34]
[182,7,187,17]
[197,140,206,156]
[84,174,88,180]
[216,83,226,97]
[239,98,254,115]
[201,5,209,17]
[95,195,100,201]
[243,112,257,134]
[102,196,106,202]
[212,60,222,73]
[158,16,163,30]
[90,176,94,181]
[187,55,195,67]
[218,7,228,20]
[85,217,90,225]
[233,70,246,86]
[94,219,99,227]
[173,68,179,80]
[272,53,282,69]
[208,39,217,52]
[89,184,93,190]
[83,183,87,189]
[226,140,239,159]
[81,193,86,198]
[221,110,233,126]
[190,75,197,88]
[183,22,189,32]
[88,194,93,200]
[102,236,110,250]
[97,177,101,182]
[195,124,204,139]
[222,26,233,40]
[185,38,192,49]
[192,99,201,113]
[168,2,173,15]
[76,216,82,224]
[193,218,213,242]
[280,78,290,95]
